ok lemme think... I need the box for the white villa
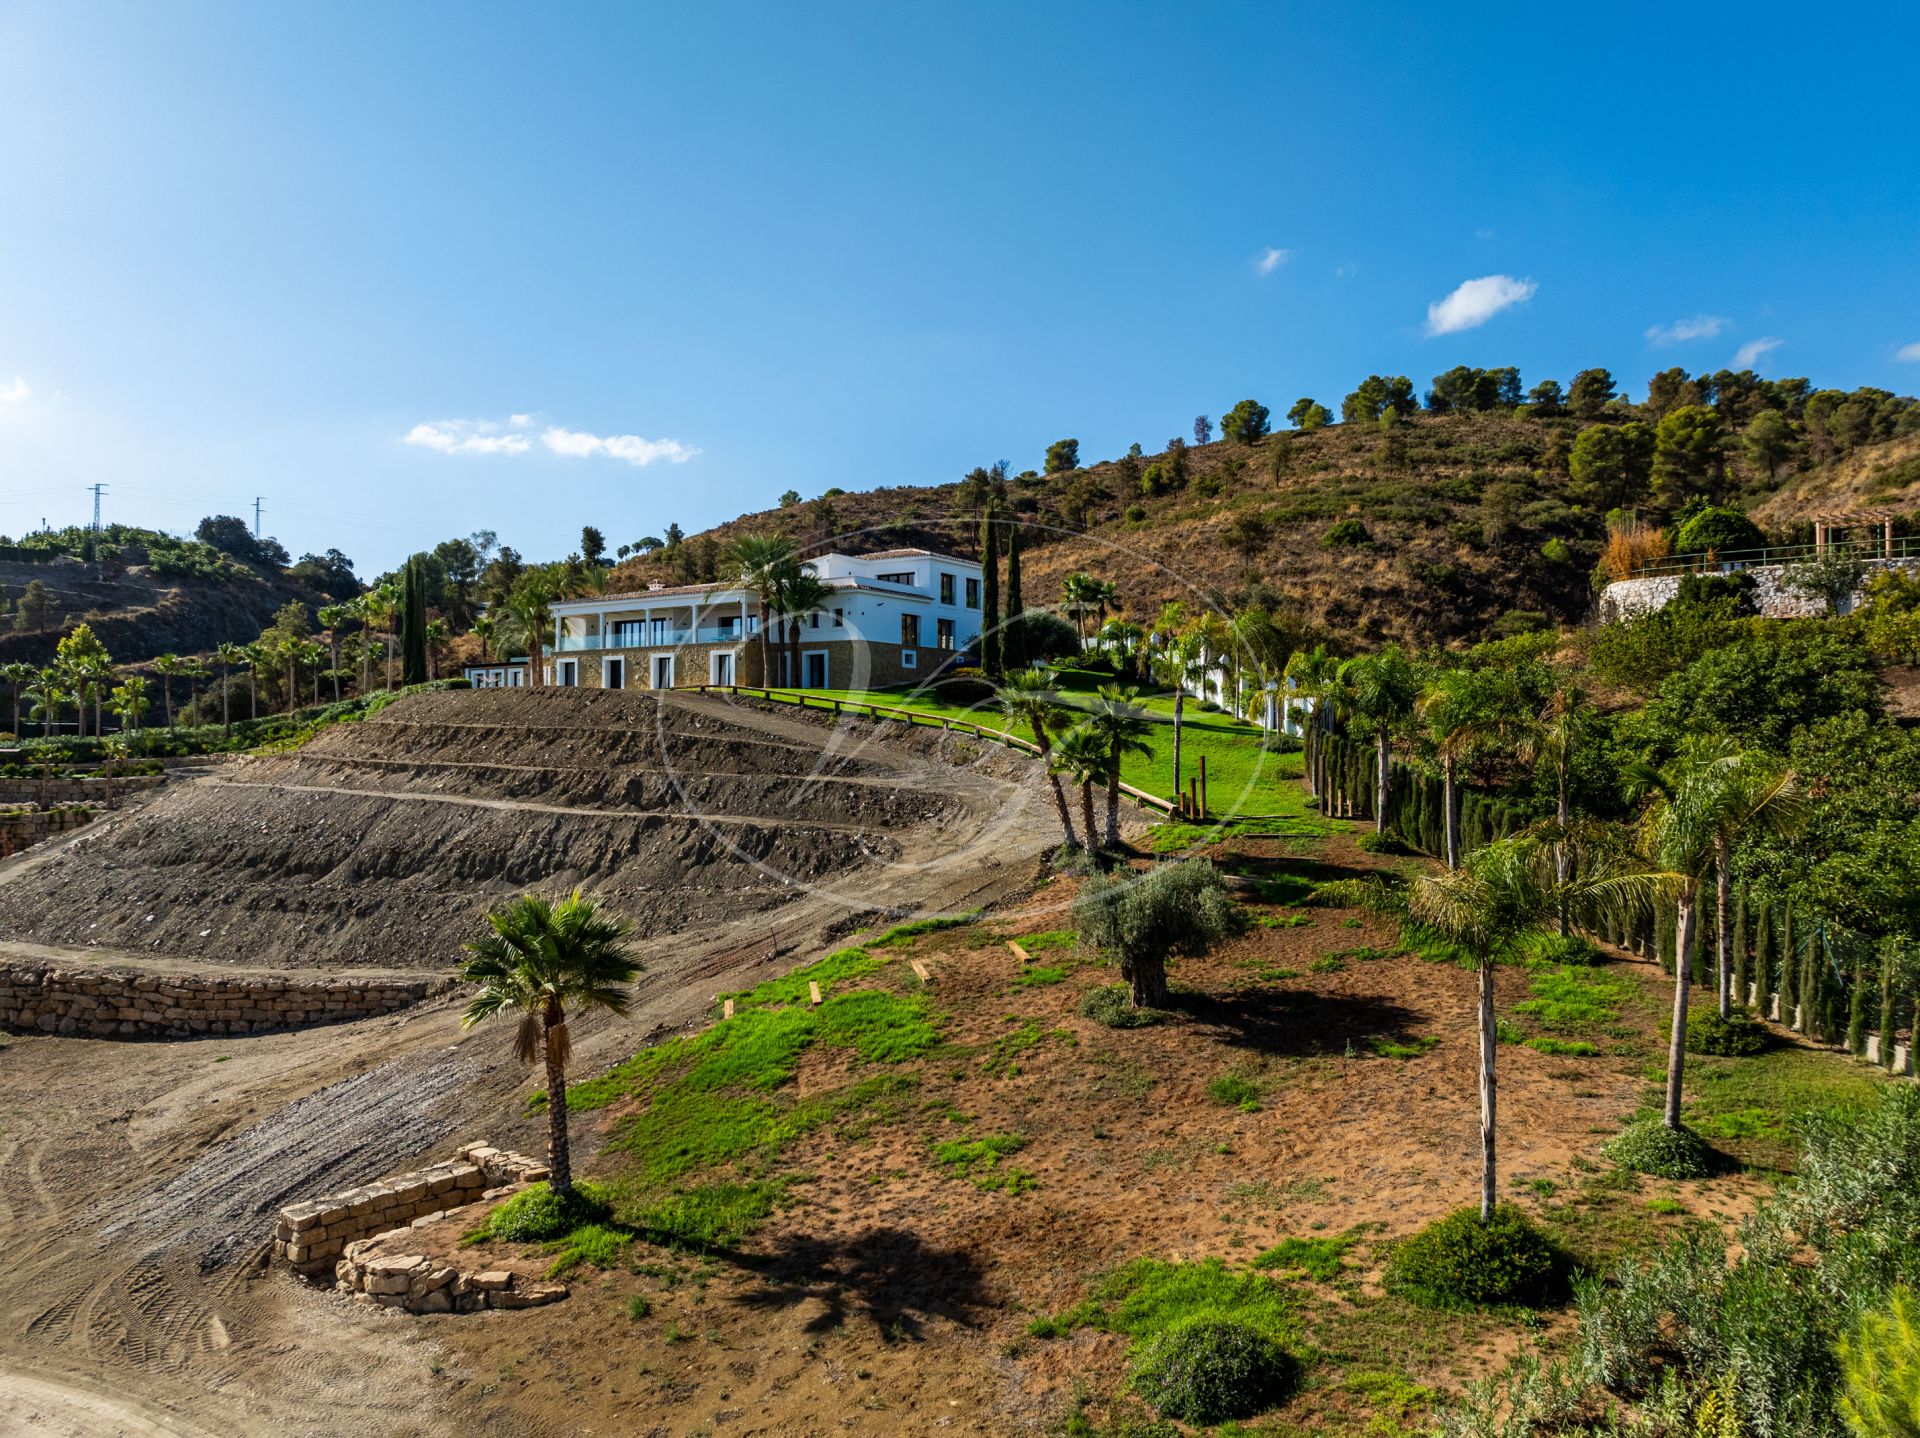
[543,547,986,690]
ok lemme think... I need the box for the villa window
[937,618,954,649]
[901,614,921,647]
[964,577,980,608]
[877,570,915,586]
[833,607,844,627]
[939,572,955,605]
[810,611,820,628]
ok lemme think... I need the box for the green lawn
[744,668,1315,819]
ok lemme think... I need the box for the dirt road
[0,689,1069,1435]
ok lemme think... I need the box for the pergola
[1808,507,1897,557]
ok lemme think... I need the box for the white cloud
[404,412,697,465]
[401,417,533,456]
[1733,336,1783,368]
[1334,262,1359,280]
[1424,274,1537,336]
[1645,314,1728,347]
[541,427,698,466]
[1474,227,1496,240]
[1255,247,1292,276]
[1896,342,1920,363]
[0,376,28,407]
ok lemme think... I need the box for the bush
[1687,1008,1772,1057]
[1322,518,1371,548]
[1527,933,1601,966]
[1079,984,1165,1028]
[1125,504,1147,522]
[1604,1118,1720,1179]
[931,672,995,704]
[1540,538,1573,564]
[1840,1286,1920,1438]
[1672,504,1765,556]
[1258,732,1302,754]
[1073,859,1246,1008]
[1356,830,1412,855]
[1384,1205,1570,1309]
[474,1181,613,1242]
[1206,1075,1262,1109]
[1129,1318,1297,1425]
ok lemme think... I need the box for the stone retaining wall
[274,1142,549,1280]
[0,775,165,804]
[0,959,452,1038]
[0,805,93,858]
[1599,556,1920,624]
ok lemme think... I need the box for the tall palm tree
[1632,740,1807,1128]
[300,641,326,706]
[1337,646,1422,832]
[1076,684,1157,847]
[1517,678,1598,933]
[726,533,799,687]
[1060,572,1102,647]
[178,656,208,727]
[1051,725,1105,862]
[24,668,64,743]
[1356,834,1668,1221]
[152,653,184,729]
[244,642,270,720]
[214,642,246,738]
[350,594,375,696]
[473,612,497,664]
[1150,632,1199,801]
[503,566,565,688]
[1283,644,1339,799]
[317,603,353,702]
[424,618,450,681]
[0,661,37,737]
[777,571,834,690]
[1416,667,1522,869]
[995,670,1078,850]
[459,889,641,1195]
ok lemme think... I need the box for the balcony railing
[553,626,749,652]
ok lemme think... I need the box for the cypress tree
[1002,523,1025,671]
[1779,907,1799,1029]
[979,510,1001,678]
[1848,958,1870,1057]
[1799,927,1819,1038]
[1877,957,1898,1071]
[1754,896,1774,1019]
[1656,905,1675,975]
[401,556,428,687]
[1732,887,1749,1009]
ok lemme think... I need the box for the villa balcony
[553,626,747,652]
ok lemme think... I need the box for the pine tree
[1002,523,1025,671]
[979,509,1001,678]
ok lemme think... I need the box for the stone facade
[0,805,93,858]
[273,1141,549,1280]
[555,635,963,692]
[0,959,451,1038]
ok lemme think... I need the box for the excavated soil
[0,687,1073,1435]
[0,688,1044,970]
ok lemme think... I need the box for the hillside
[613,400,1920,648]
[0,545,325,669]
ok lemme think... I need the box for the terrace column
[1888,517,1896,560]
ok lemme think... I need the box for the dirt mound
[0,687,1046,971]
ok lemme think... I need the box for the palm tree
[1283,645,1338,799]
[152,653,184,729]
[300,641,326,706]
[1061,572,1104,648]
[0,661,37,737]
[1517,679,1598,933]
[459,889,640,1194]
[1358,834,1668,1221]
[178,656,208,727]
[1633,741,1807,1125]
[1076,684,1157,848]
[350,594,375,696]
[1051,725,1105,862]
[1337,646,1422,832]
[214,641,246,737]
[726,533,799,687]
[503,566,564,688]
[473,612,497,663]
[424,618,450,680]
[777,570,834,690]
[244,642,270,720]
[1150,632,1199,801]
[1416,667,1516,869]
[317,603,353,702]
[995,670,1078,850]
[24,668,63,743]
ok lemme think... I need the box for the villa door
[711,652,734,686]
[604,657,625,690]
[653,655,674,690]
[804,652,827,689]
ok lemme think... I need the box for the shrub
[1384,1205,1570,1309]
[474,1181,613,1242]
[1604,1118,1720,1179]
[1356,830,1411,855]
[1672,504,1765,556]
[1206,1075,1262,1109]
[634,1180,780,1248]
[1839,1286,1920,1438]
[1125,504,1147,522]
[1073,859,1245,1009]
[1540,537,1573,564]
[1079,984,1165,1028]
[1322,518,1371,548]
[1686,1008,1771,1057]
[1527,932,1601,966]
[1129,1318,1297,1425]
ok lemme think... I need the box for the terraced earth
[0,686,1071,1436]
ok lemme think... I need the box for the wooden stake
[807,980,823,1006]
[1199,754,1208,818]
[910,960,931,982]
[1007,941,1031,964]
[722,998,734,1019]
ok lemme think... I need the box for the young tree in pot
[459,889,640,1194]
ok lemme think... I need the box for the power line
[88,483,108,532]
[252,496,262,538]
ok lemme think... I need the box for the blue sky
[2,1,1916,578]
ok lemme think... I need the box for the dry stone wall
[0,775,164,805]
[0,959,451,1038]
[1598,556,1920,623]
[274,1144,552,1290]
[0,805,93,858]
